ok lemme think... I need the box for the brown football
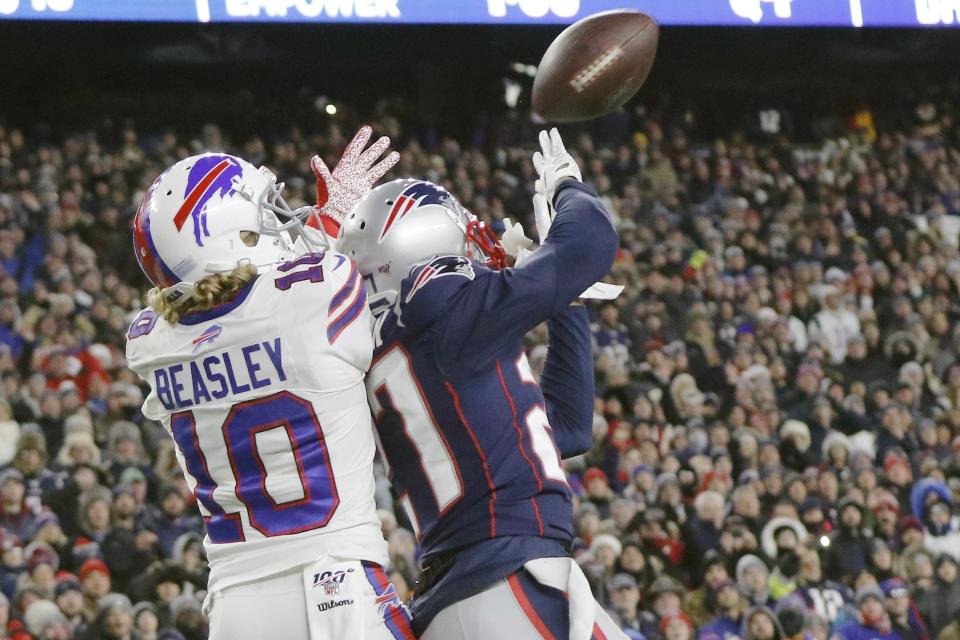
[532,10,659,123]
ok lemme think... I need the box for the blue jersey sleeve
[398,180,617,374]
[540,305,594,458]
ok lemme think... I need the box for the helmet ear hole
[359,221,366,230]
[239,230,260,247]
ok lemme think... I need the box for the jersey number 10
[171,391,339,544]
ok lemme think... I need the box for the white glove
[510,193,623,301]
[532,191,552,244]
[531,128,582,206]
[501,217,534,258]
[311,125,400,230]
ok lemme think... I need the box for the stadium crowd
[2,86,960,640]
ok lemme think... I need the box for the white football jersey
[126,252,387,592]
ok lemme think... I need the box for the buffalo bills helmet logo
[173,155,243,247]
[378,181,451,242]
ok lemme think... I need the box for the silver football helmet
[337,178,506,303]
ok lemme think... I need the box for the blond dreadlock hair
[148,263,258,325]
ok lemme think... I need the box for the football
[531,10,659,123]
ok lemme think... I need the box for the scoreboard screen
[1,0,959,27]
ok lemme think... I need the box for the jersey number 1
[171,391,339,544]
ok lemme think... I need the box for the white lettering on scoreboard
[915,0,960,24]
[729,0,792,24]
[224,0,400,18]
[487,0,579,19]
[0,0,73,14]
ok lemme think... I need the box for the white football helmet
[133,153,325,300]
[337,178,506,303]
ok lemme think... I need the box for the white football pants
[420,557,627,640]
[207,557,414,640]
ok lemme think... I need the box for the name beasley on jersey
[153,337,286,411]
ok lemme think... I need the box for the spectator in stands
[835,586,900,640]
[2,78,960,639]
[0,470,34,542]
[698,579,744,640]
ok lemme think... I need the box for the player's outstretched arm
[430,133,617,373]
[540,304,595,458]
[526,127,618,304]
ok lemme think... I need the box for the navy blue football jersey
[795,582,852,622]
[363,180,618,631]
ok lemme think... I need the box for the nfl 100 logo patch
[312,568,353,596]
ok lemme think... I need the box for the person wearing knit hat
[736,555,773,607]
[883,451,913,490]
[648,574,686,622]
[660,611,695,640]
[10,430,58,498]
[589,533,623,575]
[133,601,161,639]
[23,598,69,636]
[55,577,85,627]
[825,498,871,583]
[169,593,204,638]
[779,420,813,469]
[79,558,111,622]
[899,516,924,542]
[742,605,784,640]
[0,467,35,542]
[881,578,927,640]
[609,573,647,639]
[872,489,900,515]
[835,585,899,640]
[760,517,808,561]
[89,593,135,640]
[822,431,852,471]
[583,467,614,517]
[21,540,59,600]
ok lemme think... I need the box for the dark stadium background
[2,23,960,138]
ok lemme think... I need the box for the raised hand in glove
[531,132,623,300]
[531,127,582,206]
[310,125,400,237]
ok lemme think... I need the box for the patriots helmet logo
[173,155,243,247]
[378,181,452,242]
[405,255,475,303]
